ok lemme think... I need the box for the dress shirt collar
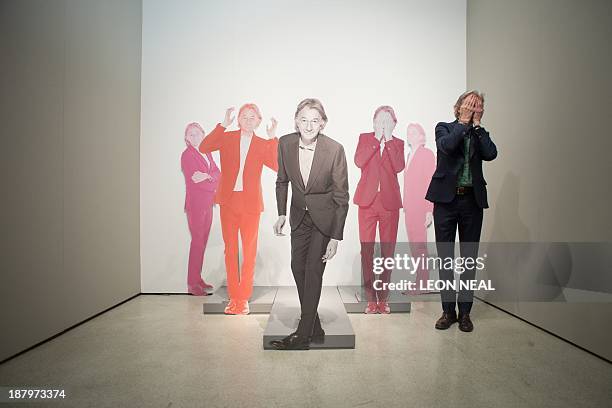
[298,137,317,151]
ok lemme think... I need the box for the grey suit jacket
[276,133,349,240]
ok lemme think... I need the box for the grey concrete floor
[1,295,611,408]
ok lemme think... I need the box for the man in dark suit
[425,91,497,332]
[270,98,349,350]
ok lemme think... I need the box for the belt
[456,186,473,195]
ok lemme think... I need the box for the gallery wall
[0,0,142,362]
[467,0,612,360]
[140,0,467,292]
[2,0,610,363]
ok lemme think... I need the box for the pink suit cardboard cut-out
[403,123,435,292]
[181,122,220,295]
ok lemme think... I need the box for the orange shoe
[236,300,250,315]
[224,299,237,315]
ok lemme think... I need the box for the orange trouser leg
[237,211,261,301]
[220,205,240,300]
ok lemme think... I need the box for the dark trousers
[291,211,330,337]
[433,192,483,316]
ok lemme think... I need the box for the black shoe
[435,312,458,330]
[458,314,474,332]
[310,328,325,344]
[270,333,310,350]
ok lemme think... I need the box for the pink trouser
[405,209,429,286]
[186,205,214,287]
[358,193,399,302]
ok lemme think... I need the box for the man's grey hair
[294,98,328,132]
[454,90,485,119]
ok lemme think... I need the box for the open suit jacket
[276,133,349,240]
[199,123,278,213]
[425,120,497,209]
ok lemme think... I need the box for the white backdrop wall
[141,0,466,292]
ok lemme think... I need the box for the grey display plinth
[203,286,411,314]
[338,285,412,313]
[337,285,365,313]
[263,287,355,349]
[202,286,277,314]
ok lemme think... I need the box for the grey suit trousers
[291,211,329,336]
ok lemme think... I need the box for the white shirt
[298,137,317,187]
[233,134,253,191]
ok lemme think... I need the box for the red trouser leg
[358,203,378,303]
[358,194,399,302]
[377,196,399,302]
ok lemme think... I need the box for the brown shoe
[458,314,474,332]
[435,312,458,330]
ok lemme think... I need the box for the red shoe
[365,302,378,314]
[377,301,391,314]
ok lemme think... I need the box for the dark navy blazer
[425,120,497,208]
